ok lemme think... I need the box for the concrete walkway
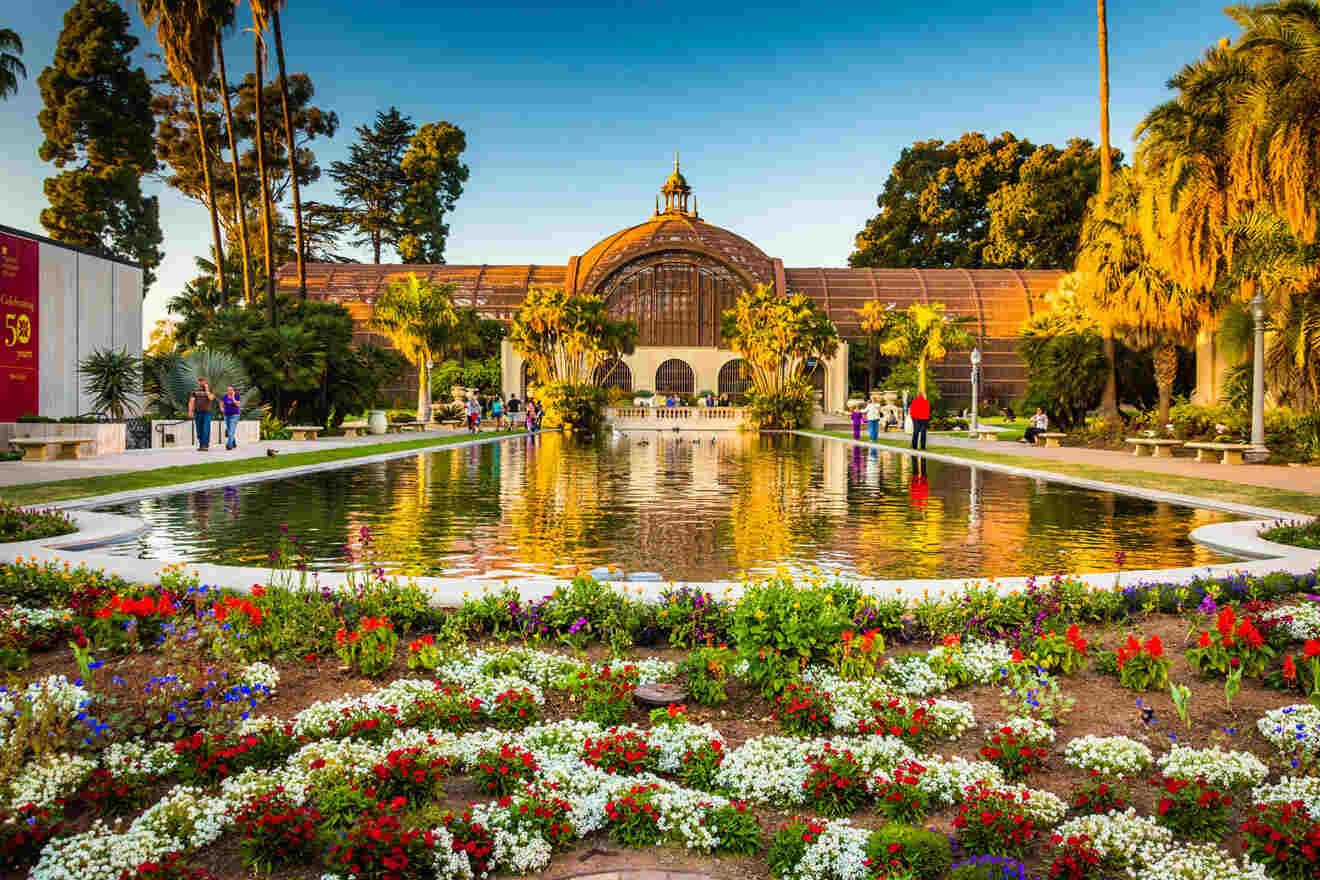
[0,426,491,489]
[920,433,1320,495]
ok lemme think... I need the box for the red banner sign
[0,232,39,421]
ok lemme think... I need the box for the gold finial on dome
[659,152,694,215]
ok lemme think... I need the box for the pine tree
[37,0,162,289]
[329,107,416,263]
[397,120,469,264]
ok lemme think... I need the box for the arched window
[593,358,633,391]
[521,362,538,398]
[802,358,826,405]
[718,359,752,402]
[655,359,695,395]
[599,251,746,348]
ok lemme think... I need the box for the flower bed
[0,560,1317,879]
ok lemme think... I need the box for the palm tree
[0,28,26,100]
[855,299,894,395]
[249,1,278,325]
[210,1,254,308]
[1096,0,1118,419]
[874,302,976,395]
[137,0,228,302]
[370,274,460,420]
[260,0,308,299]
[1076,168,1204,428]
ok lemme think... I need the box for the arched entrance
[593,358,633,391]
[655,359,695,395]
[802,358,826,407]
[718,358,752,403]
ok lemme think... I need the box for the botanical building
[282,162,1066,408]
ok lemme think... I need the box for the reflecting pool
[93,433,1236,581]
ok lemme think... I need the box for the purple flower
[569,617,588,635]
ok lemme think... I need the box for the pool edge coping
[1,429,1317,605]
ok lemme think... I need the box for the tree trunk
[417,360,428,421]
[191,82,227,306]
[1154,343,1178,431]
[252,28,277,327]
[867,333,875,394]
[917,355,927,395]
[270,9,306,300]
[1097,0,1112,199]
[1100,330,1119,419]
[215,36,253,309]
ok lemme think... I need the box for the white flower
[916,755,1003,805]
[1256,704,1320,758]
[881,655,949,696]
[236,660,280,693]
[929,640,1015,684]
[1252,775,1320,817]
[1134,843,1269,880]
[999,715,1056,746]
[1157,745,1268,789]
[1063,735,1153,776]
[6,752,95,809]
[1262,603,1320,641]
[788,818,872,880]
[1055,809,1172,872]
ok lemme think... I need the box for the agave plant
[80,347,142,420]
[151,349,260,417]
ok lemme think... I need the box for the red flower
[1305,640,1320,660]
[1197,631,1213,648]
[1284,655,1298,682]
[1144,636,1164,658]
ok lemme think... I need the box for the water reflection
[97,434,1236,581]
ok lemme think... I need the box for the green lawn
[804,430,1320,516]
[1,431,518,507]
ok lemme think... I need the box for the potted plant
[367,403,389,435]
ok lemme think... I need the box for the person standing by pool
[863,397,882,442]
[221,386,241,450]
[188,377,215,452]
[909,390,931,450]
[849,403,864,440]
[491,394,504,430]
[507,394,521,427]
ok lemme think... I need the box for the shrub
[1150,774,1232,840]
[604,782,664,847]
[872,759,931,823]
[325,797,437,879]
[1262,519,1320,551]
[865,824,952,880]
[333,616,398,677]
[1239,800,1320,880]
[729,578,852,696]
[802,744,871,817]
[676,739,725,790]
[707,800,761,855]
[1115,634,1169,691]
[656,586,726,648]
[473,744,538,797]
[774,683,834,735]
[768,818,828,880]
[368,747,448,804]
[678,645,733,705]
[233,787,320,873]
[583,730,654,775]
[952,785,1040,857]
[0,502,76,544]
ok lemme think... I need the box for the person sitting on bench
[1022,408,1049,444]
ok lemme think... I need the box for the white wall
[32,240,143,419]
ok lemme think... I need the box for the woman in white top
[863,399,884,442]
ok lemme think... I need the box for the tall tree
[212,9,253,307]
[37,0,163,289]
[329,107,415,263]
[137,0,227,302]
[1095,0,1119,420]
[370,273,460,419]
[0,28,26,99]
[255,0,309,297]
[249,3,277,324]
[850,133,1037,269]
[397,121,469,263]
[870,302,976,395]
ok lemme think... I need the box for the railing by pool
[606,406,750,430]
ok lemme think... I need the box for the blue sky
[2,0,1236,340]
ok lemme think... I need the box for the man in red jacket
[909,391,931,450]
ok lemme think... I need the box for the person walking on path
[221,386,242,450]
[188,378,215,452]
[909,391,931,450]
[863,398,883,442]
[849,404,864,441]
[491,394,505,430]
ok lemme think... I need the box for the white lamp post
[424,360,434,424]
[969,347,982,435]
[1249,291,1267,458]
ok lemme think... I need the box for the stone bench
[1036,432,1067,448]
[1125,437,1184,458]
[287,425,323,441]
[340,421,367,438]
[9,436,92,461]
[1186,441,1251,465]
[397,421,427,432]
[975,429,999,441]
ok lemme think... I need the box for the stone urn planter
[367,410,388,435]
[882,390,900,407]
